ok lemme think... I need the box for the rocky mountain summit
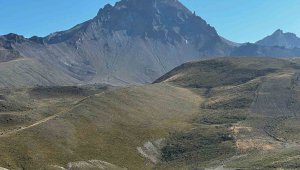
[0,0,231,87]
[256,29,300,49]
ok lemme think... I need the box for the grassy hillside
[0,84,204,169]
[0,57,300,169]
[156,57,300,169]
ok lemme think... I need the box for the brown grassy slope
[1,57,300,169]
[155,57,300,169]
[0,84,203,170]
[155,57,298,87]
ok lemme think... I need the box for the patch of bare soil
[231,125,282,151]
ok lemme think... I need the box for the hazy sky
[0,0,299,43]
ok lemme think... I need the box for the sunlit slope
[0,84,203,169]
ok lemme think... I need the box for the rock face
[0,0,231,87]
[256,29,300,49]
[0,34,24,62]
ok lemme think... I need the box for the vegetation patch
[196,110,247,125]
[0,99,30,112]
[204,97,253,109]
[30,85,109,98]
[160,125,236,166]
[0,114,31,125]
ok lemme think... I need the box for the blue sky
[0,0,299,43]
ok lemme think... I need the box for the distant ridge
[256,29,300,49]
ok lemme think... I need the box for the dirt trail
[0,94,94,138]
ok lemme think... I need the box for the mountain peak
[0,33,26,51]
[43,0,222,47]
[94,0,218,43]
[256,29,300,49]
[1,33,25,43]
[109,0,187,9]
[273,29,284,35]
[97,0,192,18]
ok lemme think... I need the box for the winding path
[0,94,95,138]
